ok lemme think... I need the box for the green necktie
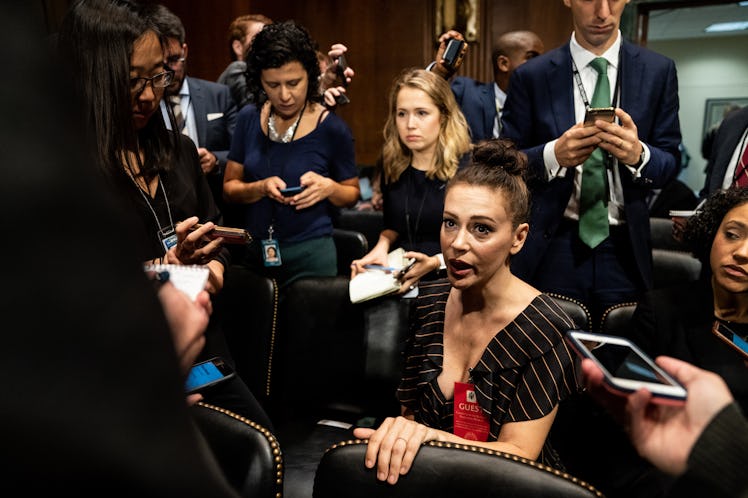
[579,57,610,249]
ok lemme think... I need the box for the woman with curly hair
[351,69,471,291]
[628,187,748,413]
[352,140,579,482]
[224,21,359,286]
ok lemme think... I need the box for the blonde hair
[382,68,471,184]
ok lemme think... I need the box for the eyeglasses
[165,50,186,67]
[130,70,174,94]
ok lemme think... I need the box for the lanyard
[127,167,175,248]
[571,46,622,110]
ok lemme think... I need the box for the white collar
[569,30,621,71]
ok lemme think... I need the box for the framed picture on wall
[703,97,748,138]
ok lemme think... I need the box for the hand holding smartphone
[334,54,350,105]
[711,320,748,360]
[185,356,235,394]
[566,331,687,403]
[442,38,466,70]
[191,223,252,245]
[279,185,306,197]
[583,107,616,127]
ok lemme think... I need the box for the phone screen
[588,342,673,385]
[185,359,228,393]
[712,320,748,359]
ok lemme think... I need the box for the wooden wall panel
[68,0,576,165]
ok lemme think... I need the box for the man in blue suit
[701,105,748,198]
[431,30,544,142]
[147,4,238,213]
[502,0,681,322]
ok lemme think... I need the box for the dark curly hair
[447,139,530,228]
[244,21,321,106]
[684,187,748,268]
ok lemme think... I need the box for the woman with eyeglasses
[57,0,272,428]
[59,0,227,288]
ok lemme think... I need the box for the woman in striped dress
[353,139,580,483]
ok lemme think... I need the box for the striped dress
[396,280,580,467]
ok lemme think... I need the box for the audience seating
[331,227,368,276]
[548,292,592,331]
[649,217,689,251]
[218,266,278,405]
[652,248,701,289]
[599,301,637,338]
[191,401,283,498]
[313,439,605,498]
[334,208,384,251]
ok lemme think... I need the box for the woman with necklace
[224,21,360,287]
[628,187,748,413]
[351,69,471,291]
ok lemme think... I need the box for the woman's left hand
[288,171,335,210]
[169,216,223,265]
[352,416,439,484]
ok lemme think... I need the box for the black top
[628,280,748,413]
[382,166,446,256]
[397,280,579,467]
[115,134,230,268]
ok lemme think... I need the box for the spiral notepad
[144,264,209,301]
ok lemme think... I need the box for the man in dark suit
[147,4,238,213]
[502,0,681,322]
[431,30,544,142]
[701,105,748,198]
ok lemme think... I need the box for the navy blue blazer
[502,40,681,289]
[701,106,748,198]
[450,76,496,142]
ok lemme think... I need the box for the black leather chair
[649,217,690,251]
[191,402,283,498]
[599,302,638,338]
[218,265,279,404]
[332,227,368,276]
[548,292,591,331]
[335,209,384,252]
[652,248,701,289]
[313,440,604,498]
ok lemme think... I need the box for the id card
[262,239,282,267]
[159,225,178,252]
[453,381,489,441]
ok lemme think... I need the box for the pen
[363,264,397,272]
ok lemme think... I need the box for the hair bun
[471,139,527,177]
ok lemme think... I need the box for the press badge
[453,381,489,441]
[159,225,178,252]
[262,239,282,267]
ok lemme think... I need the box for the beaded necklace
[267,101,307,143]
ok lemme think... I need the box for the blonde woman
[351,68,471,291]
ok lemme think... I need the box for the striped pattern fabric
[396,280,580,467]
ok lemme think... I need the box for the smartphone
[442,38,466,70]
[712,320,748,361]
[565,331,687,402]
[280,185,306,197]
[192,223,252,245]
[583,107,616,127]
[185,357,235,394]
[334,54,350,105]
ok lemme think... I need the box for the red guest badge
[453,381,489,441]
